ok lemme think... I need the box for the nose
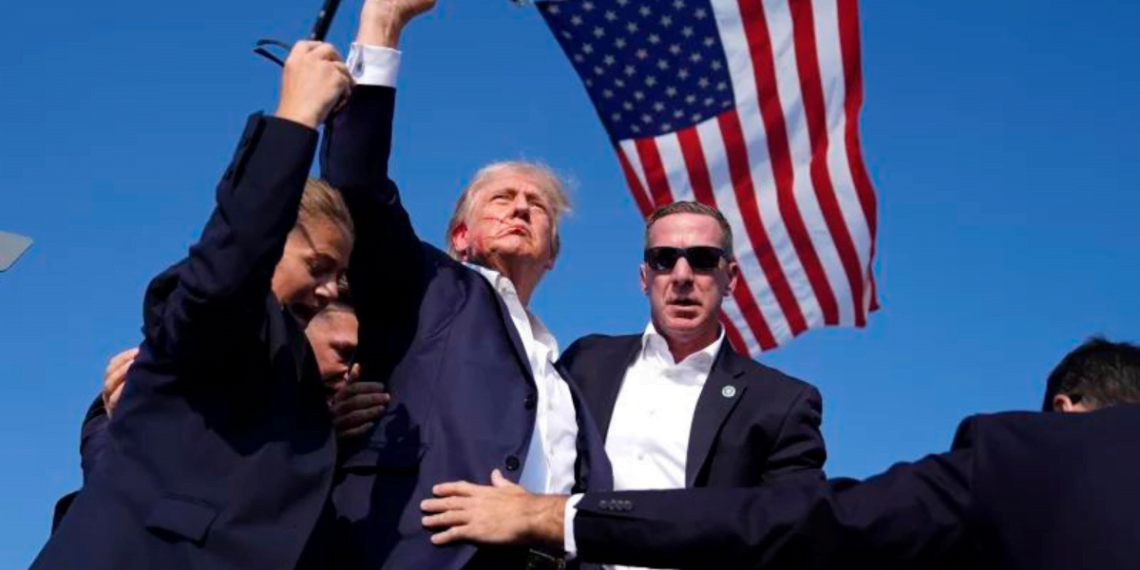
[510,193,530,219]
[670,256,695,287]
[315,275,339,306]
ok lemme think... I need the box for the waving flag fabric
[538,0,879,356]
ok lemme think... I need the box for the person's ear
[724,258,740,296]
[1053,394,1091,413]
[451,223,471,260]
[640,263,650,295]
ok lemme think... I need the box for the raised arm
[145,42,350,363]
[318,0,436,378]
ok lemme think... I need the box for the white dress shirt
[564,324,725,559]
[468,265,580,495]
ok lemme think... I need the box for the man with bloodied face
[329,154,612,569]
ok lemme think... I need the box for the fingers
[432,480,485,498]
[310,42,343,62]
[105,347,139,375]
[337,422,375,439]
[330,383,388,408]
[106,383,125,417]
[104,355,134,392]
[429,526,467,546]
[490,469,513,488]
[344,363,364,384]
[422,509,467,529]
[103,347,138,415]
[421,495,470,514]
[333,407,383,434]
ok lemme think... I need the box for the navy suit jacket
[320,85,613,570]
[574,404,1140,570]
[560,334,825,488]
[35,89,391,570]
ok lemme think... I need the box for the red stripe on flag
[718,110,808,336]
[838,0,880,313]
[737,0,840,325]
[635,139,675,208]
[615,145,654,218]
[721,314,752,356]
[677,126,778,350]
[789,0,867,327]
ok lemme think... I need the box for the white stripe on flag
[813,0,873,276]
[695,118,794,341]
[618,139,654,208]
[764,0,856,326]
[709,0,823,329]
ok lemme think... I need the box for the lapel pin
[721,385,737,399]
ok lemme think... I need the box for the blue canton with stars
[539,0,736,141]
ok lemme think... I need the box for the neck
[658,322,721,363]
[472,253,547,307]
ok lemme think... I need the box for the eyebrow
[295,224,342,264]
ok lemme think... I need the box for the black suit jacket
[319,83,613,570]
[574,404,1140,570]
[35,89,392,570]
[560,334,825,488]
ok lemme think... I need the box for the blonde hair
[298,178,354,243]
[445,161,572,260]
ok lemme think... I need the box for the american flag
[538,0,879,356]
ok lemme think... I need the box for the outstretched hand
[421,470,568,548]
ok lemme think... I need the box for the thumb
[490,469,514,488]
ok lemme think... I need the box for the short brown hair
[298,178,354,244]
[1043,337,1140,411]
[644,201,734,255]
[445,161,572,260]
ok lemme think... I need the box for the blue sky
[2,0,1138,565]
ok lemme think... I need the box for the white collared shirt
[606,323,724,492]
[468,265,580,495]
[564,324,724,560]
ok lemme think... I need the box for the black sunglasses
[644,246,728,272]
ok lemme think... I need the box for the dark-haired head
[1043,337,1140,412]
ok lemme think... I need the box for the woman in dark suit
[33,41,362,570]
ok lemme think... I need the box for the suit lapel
[685,343,747,487]
[489,282,534,380]
[594,337,644,440]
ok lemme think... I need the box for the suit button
[505,455,521,471]
[524,394,538,410]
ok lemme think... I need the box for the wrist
[357,4,406,48]
[527,495,568,548]
[273,105,320,130]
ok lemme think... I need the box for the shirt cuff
[347,44,402,87]
[563,494,584,559]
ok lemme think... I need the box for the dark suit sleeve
[319,86,426,379]
[576,445,976,569]
[79,395,110,482]
[53,395,116,532]
[144,115,318,364]
[762,385,826,482]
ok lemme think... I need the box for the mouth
[669,298,701,308]
[498,223,531,237]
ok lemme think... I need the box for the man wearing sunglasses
[550,201,825,570]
